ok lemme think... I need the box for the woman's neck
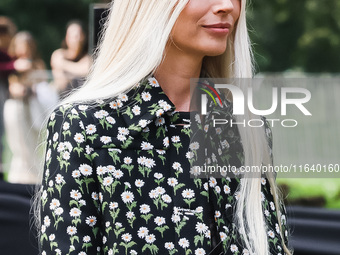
[154,49,203,112]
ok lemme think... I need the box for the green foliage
[277,178,340,208]
[248,0,340,73]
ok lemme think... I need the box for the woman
[4,31,46,184]
[50,20,92,99]
[39,1,292,254]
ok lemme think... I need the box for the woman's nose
[212,0,235,14]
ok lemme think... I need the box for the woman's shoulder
[50,48,65,59]
[47,99,128,133]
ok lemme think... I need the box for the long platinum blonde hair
[57,0,292,254]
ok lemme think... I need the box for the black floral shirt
[40,76,290,255]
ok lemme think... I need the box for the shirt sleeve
[0,61,15,72]
[0,50,15,72]
[40,105,103,255]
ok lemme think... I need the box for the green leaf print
[82,242,93,252]
[40,233,47,243]
[48,119,56,131]
[102,201,108,212]
[71,217,81,226]
[149,103,161,115]
[121,164,134,176]
[69,200,78,207]
[109,208,120,223]
[183,198,195,208]
[70,235,79,245]
[99,118,106,129]
[67,113,80,124]
[108,150,121,164]
[194,234,204,246]
[155,225,169,238]
[154,177,165,185]
[55,183,65,198]
[84,178,95,193]
[174,183,185,195]
[126,201,137,211]
[87,134,98,143]
[62,130,71,139]
[200,191,209,202]
[175,219,187,237]
[158,154,166,165]
[91,152,99,160]
[141,213,153,224]
[181,127,191,136]
[49,241,58,250]
[122,106,133,119]
[142,244,159,255]
[128,216,136,228]
[119,241,137,255]
[105,121,113,130]
[114,228,125,239]
[168,249,178,255]
[173,142,183,154]
[156,126,166,138]
[193,178,202,189]
[134,93,142,104]
[121,137,133,149]
[93,227,100,238]
[73,145,84,157]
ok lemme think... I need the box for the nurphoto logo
[199,81,312,128]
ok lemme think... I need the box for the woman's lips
[202,23,231,35]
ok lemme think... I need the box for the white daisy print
[100,136,112,144]
[167,178,178,187]
[79,164,93,176]
[195,248,206,255]
[122,233,132,242]
[109,202,118,210]
[85,216,97,227]
[182,189,195,199]
[141,141,153,150]
[145,234,156,244]
[165,242,174,250]
[139,204,150,214]
[55,174,64,184]
[154,216,165,226]
[121,191,134,203]
[74,133,85,143]
[178,238,190,249]
[195,222,208,234]
[132,105,141,115]
[103,176,114,186]
[137,227,149,238]
[83,235,91,243]
[66,226,77,236]
[69,208,81,217]
[70,190,82,200]
[141,92,152,101]
[230,244,238,253]
[135,179,145,188]
[268,230,275,238]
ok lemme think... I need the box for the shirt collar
[119,75,230,130]
[120,75,177,131]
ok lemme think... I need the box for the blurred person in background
[3,31,46,184]
[0,16,31,179]
[50,20,92,99]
